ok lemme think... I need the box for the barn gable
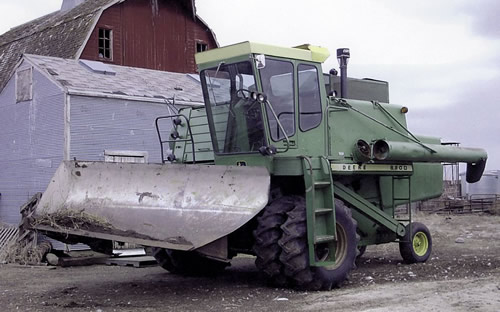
[0,0,217,92]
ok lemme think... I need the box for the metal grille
[0,226,18,253]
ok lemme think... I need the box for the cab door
[259,57,298,150]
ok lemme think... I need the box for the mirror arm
[264,100,290,153]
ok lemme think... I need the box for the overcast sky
[0,0,499,171]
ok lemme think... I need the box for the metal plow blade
[34,161,270,250]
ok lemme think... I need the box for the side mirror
[255,54,266,69]
[259,145,277,156]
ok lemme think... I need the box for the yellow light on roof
[293,44,330,62]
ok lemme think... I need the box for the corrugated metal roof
[24,54,204,105]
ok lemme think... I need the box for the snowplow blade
[33,161,270,250]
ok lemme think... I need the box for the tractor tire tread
[253,195,299,285]
[278,199,359,291]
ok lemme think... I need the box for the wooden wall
[80,0,217,73]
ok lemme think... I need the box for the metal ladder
[302,156,337,267]
[392,175,413,242]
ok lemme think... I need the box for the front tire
[399,222,432,263]
[278,199,359,290]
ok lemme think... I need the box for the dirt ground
[1,213,499,312]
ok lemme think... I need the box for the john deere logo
[331,163,413,173]
[236,161,247,166]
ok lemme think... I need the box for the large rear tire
[399,222,432,264]
[278,199,359,290]
[152,248,229,276]
[252,195,299,286]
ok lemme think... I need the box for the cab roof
[195,41,330,66]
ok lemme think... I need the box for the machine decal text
[330,163,413,172]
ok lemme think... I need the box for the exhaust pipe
[336,48,350,98]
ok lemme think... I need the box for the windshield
[201,61,267,154]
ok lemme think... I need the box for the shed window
[16,67,33,103]
[196,42,208,53]
[98,28,112,60]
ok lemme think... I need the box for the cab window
[259,59,295,141]
[298,64,322,131]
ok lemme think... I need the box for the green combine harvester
[27,42,487,290]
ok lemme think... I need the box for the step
[315,235,336,244]
[313,181,331,188]
[396,218,411,222]
[315,208,333,215]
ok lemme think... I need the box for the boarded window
[16,67,33,103]
[98,28,112,60]
[104,150,149,163]
[196,42,208,53]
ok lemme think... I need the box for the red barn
[0,0,218,91]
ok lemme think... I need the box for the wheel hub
[320,223,348,270]
[413,231,429,256]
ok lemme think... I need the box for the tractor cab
[196,42,330,167]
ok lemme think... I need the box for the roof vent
[79,59,116,76]
[187,73,201,82]
[61,0,86,12]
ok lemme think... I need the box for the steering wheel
[236,89,252,99]
[234,89,258,114]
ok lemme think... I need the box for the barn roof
[23,54,204,105]
[0,0,115,92]
[0,0,213,93]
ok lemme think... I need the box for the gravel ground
[0,213,499,312]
